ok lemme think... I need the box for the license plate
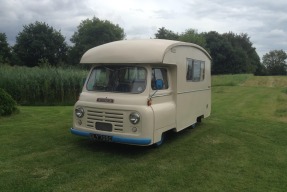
[95,122,112,132]
[90,134,112,142]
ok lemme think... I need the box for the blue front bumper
[70,128,151,145]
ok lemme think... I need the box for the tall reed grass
[0,65,88,105]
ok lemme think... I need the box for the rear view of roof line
[80,39,211,64]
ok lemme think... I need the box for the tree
[179,29,206,48]
[203,31,234,74]
[68,17,125,65]
[0,33,11,65]
[254,63,268,76]
[262,50,287,75]
[154,28,206,47]
[203,31,260,75]
[223,32,260,74]
[154,27,179,40]
[13,21,68,67]
[155,28,260,75]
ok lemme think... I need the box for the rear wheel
[197,116,203,123]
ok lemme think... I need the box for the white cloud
[270,29,285,36]
[0,0,286,58]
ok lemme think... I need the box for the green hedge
[0,88,18,116]
[0,65,88,105]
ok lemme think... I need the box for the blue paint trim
[70,128,90,137]
[70,128,151,145]
[112,136,151,145]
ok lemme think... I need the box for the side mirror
[155,79,163,90]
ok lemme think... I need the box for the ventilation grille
[86,108,124,132]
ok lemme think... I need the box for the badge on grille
[97,98,114,103]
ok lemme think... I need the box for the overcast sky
[0,0,286,58]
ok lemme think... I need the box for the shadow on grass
[71,123,201,158]
[72,138,154,159]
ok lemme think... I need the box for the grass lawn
[0,75,287,192]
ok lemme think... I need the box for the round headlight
[129,112,140,124]
[75,107,85,118]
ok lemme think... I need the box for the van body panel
[172,45,211,131]
[151,97,176,130]
[72,39,211,146]
[70,128,152,145]
[74,100,154,138]
[80,39,211,64]
[151,99,176,143]
[79,92,149,106]
[176,89,211,131]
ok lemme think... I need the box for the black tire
[196,116,203,123]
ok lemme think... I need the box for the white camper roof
[80,39,211,64]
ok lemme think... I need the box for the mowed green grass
[0,75,287,192]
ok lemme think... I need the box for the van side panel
[151,96,176,143]
[149,65,177,143]
[166,45,211,131]
[176,90,211,131]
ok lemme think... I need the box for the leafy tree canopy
[155,27,179,40]
[0,33,11,65]
[222,32,260,74]
[155,28,260,75]
[262,50,287,75]
[155,27,206,47]
[203,31,261,74]
[179,29,206,48]
[203,31,234,74]
[69,17,125,65]
[13,21,68,67]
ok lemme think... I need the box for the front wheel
[155,132,166,147]
[191,123,196,129]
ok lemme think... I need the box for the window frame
[186,58,205,82]
[151,67,169,90]
[86,65,147,94]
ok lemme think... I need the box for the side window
[152,68,169,90]
[186,59,205,82]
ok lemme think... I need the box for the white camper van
[71,39,211,146]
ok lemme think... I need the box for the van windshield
[86,66,147,94]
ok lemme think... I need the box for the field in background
[212,74,287,123]
[0,75,287,191]
[212,74,287,88]
[0,65,88,105]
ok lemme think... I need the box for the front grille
[86,108,124,132]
